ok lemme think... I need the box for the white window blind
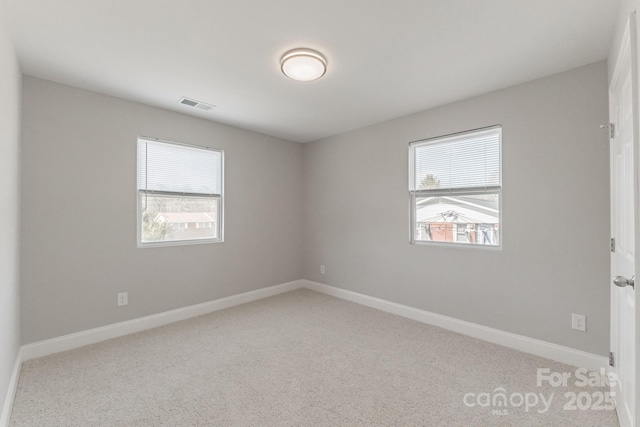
[137,137,223,247]
[411,127,501,192]
[137,139,222,196]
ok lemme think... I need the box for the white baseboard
[0,348,22,427]
[302,280,609,372]
[22,280,304,361]
[12,277,608,419]
[20,278,609,370]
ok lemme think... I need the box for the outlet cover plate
[117,292,128,307]
[571,313,586,332]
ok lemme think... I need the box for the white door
[610,13,638,427]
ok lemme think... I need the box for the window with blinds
[409,126,501,247]
[137,137,223,246]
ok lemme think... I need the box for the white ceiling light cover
[280,48,327,82]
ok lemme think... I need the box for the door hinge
[609,351,615,367]
[600,123,615,138]
[611,238,616,253]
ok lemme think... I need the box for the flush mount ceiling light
[280,48,327,82]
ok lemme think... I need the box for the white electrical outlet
[117,292,128,307]
[320,265,325,274]
[572,313,586,332]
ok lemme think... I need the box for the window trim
[136,136,224,248]
[408,125,502,249]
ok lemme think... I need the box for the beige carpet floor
[10,289,618,426]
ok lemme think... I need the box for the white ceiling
[6,0,620,143]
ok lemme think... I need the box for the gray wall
[20,77,303,344]
[20,61,611,357]
[0,0,21,412]
[302,61,611,356]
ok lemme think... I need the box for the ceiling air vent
[178,97,215,111]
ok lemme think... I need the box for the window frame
[136,136,224,248]
[408,125,502,249]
